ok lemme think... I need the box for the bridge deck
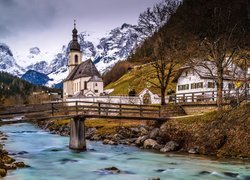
[0,101,167,125]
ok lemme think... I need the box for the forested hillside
[0,72,57,105]
[130,0,249,62]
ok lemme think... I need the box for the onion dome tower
[68,20,82,73]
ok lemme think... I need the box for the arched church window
[75,55,78,64]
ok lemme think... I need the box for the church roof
[88,75,103,82]
[64,59,101,81]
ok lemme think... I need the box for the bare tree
[140,34,183,105]
[193,8,245,111]
[137,0,181,40]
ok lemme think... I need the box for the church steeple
[70,20,81,51]
[68,20,82,73]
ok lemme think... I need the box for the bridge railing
[51,101,162,118]
[0,101,162,120]
[169,89,250,104]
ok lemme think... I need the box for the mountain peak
[29,47,41,55]
[0,43,13,57]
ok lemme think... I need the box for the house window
[84,81,87,90]
[75,55,78,64]
[191,82,203,89]
[94,90,98,93]
[178,84,189,91]
[95,83,98,86]
[208,82,215,88]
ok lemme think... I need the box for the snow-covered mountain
[94,23,140,72]
[0,23,141,88]
[0,43,25,77]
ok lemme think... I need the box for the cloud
[0,0,17,7]
[0,24,11,38]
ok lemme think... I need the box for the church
[63,22,104,99]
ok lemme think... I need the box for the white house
[173,61,249,102]
[63,22,104,99]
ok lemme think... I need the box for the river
[0,123,249,180]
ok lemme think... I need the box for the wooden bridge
[0,101,167,151]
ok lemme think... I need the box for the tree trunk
[217,64,223,112]
[161,87,166,105]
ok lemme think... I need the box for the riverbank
[36,104,250,159]
[0,132,27,177]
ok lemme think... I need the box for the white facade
[63,23,104,100]
[175,65,249,102]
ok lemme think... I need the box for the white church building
[63,22,104,99]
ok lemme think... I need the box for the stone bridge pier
[69,115,86,151]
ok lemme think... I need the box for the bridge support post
[69,115,86,151]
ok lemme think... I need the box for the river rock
[103,139,110,144]
[149,177,160,180]
[160,141,179,152]
[0,168,6,177]
[98,167,121,174]
[14,162,26,168]
[103,139,117,145]
[140,127,149,135]
[223,172,239,178]
[149,128,159,139]
[86,128,97,139]
[2,155,15,164]
[188,147,199,154]
[90,134,101,141]
[4,164,17,170]
[118,127,131,139]
[135,135,148,147]
[108,140,118,145]
[143,139,162,150]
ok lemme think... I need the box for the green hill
[105,64,176,96]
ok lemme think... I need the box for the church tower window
[75,55,78,64]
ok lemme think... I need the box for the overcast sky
[0,0,162,54]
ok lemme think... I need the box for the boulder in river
[139,127,149,135]
[160,141,179,152]
[149,128,159,139]
[188,147,199,154]
[0,168,7,177]
[143,139,162,150]
[135,135,148,147]
[14,162,26,168]
[96,166,121,175]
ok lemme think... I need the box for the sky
[0,0,162,54]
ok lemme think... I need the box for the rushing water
[0,123,249,180]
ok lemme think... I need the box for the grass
[105,64,176,96]
[52,118,148,135]
[85,119,147,135]
[174,111,218,124]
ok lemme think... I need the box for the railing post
[192,93,194,102]
[98,103,101,115]
[140,105,143,117]
[119,104,122,116]
[158,106,161,117]
[51,103,54,116]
